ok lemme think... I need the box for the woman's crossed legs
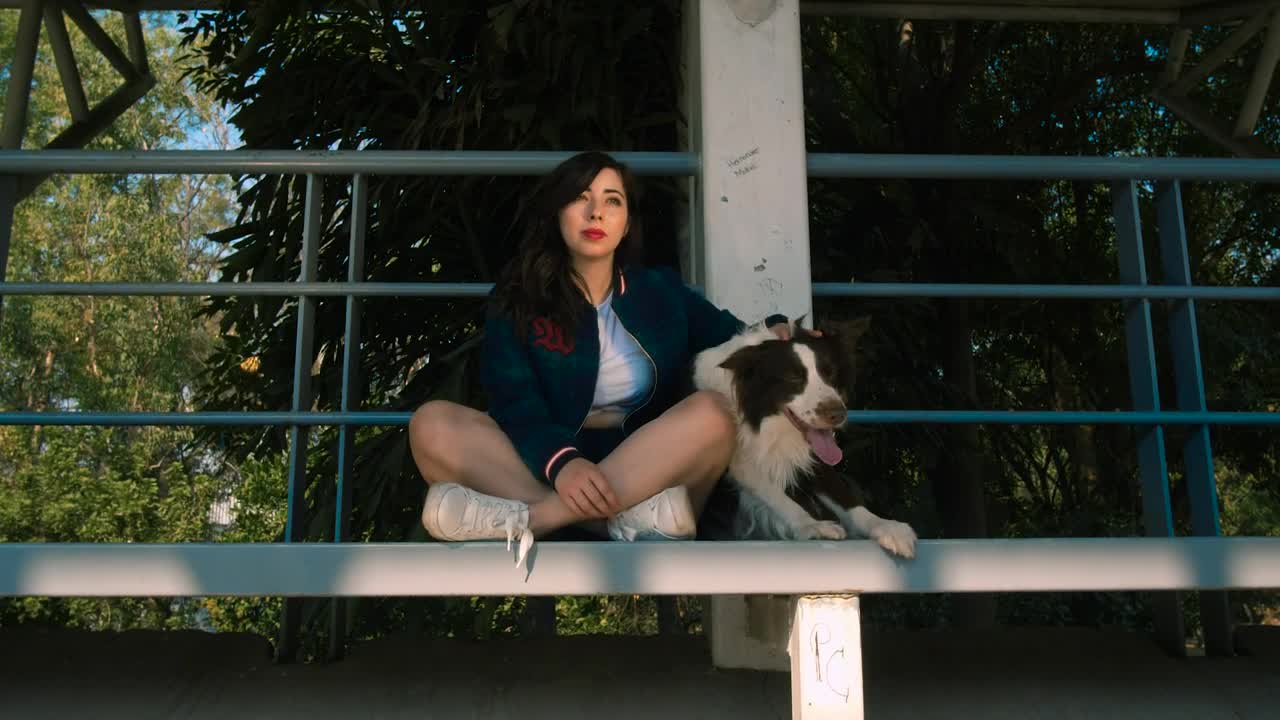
[408,391,736,542]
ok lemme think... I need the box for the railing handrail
[0,149,699,176]
[0,409,1276,427]
[3,537,1278,597]
[4,149,1280,181]
[1,281,1276,301]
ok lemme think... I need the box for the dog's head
[718,317,870,466]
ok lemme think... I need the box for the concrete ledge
[1236,624,1280,661]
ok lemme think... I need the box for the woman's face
[557,167,629,266]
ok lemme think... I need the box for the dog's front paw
[870,520,917,558]
[796,520,847,541]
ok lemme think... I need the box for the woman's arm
[479,309,584,486]
[656,267,788,353]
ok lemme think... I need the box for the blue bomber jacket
[479,265,750,487]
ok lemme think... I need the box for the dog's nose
[817,399,847,426]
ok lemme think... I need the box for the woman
[409,151,784,566]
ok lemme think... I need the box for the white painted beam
[801,1,1180,24]
[2,538,1279,597]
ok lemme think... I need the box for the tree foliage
[0,11,248,630]
[801,16,1279,630]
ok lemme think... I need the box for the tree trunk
[933,299,996,628]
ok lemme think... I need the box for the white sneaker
[607,485,697,541]
[422,483,533,567]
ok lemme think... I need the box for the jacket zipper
[572,321,597,437]
[618,318,657,433]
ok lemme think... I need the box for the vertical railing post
[1155,180,1233,656]
[277,173,323,663]
[1111,180,1185,657]
[328,174,368,661]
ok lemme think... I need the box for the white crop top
[591,292,654,414]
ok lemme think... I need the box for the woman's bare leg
[597,390,736,515]
[408,400,579,535]
[410,391,737,536]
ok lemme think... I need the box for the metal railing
[808,152,1280,657]
[1,149,1278,662]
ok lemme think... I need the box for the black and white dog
[693,318,917,558]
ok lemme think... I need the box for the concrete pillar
[687,0,812,324]
[790,595,865,720]
[684,0,814,672]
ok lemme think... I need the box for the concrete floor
[1,625,1277,719]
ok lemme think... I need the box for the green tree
[801,17,1279,632]
[0,10,249,630]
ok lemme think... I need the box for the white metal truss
[798,2,1280,156]
[1152,9,1280,158]
[1,0,154,198]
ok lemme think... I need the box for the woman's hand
[768,321,820,341]
[555,458,621,519]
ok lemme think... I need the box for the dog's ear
[842,315,871,341]
[718,342,771,378]
[823,315,871,350]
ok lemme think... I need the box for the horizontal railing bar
[842,410,1279,425]
[799,1,1180,24]
[813,282,1280,301]
[807,153,1280,181]
[1,410,1275,427]
[0,282,493,297]
[0,150,698,176]
[0,411,413,426]
[2,537,1276,597]
[4,151,1279,182]
[4,281,1277,302]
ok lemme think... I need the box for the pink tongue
[806,428,843,465]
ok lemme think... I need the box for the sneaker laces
[451,488,533,568]
[502,511,534,568]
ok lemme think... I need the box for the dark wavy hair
[492,151,644,338]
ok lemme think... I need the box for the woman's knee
[683,390,738,451]
[409,400,470,479]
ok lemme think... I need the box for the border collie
[693,319,917,558]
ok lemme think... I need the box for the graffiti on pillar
[810,622,851,703]
[727,147,760,177]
